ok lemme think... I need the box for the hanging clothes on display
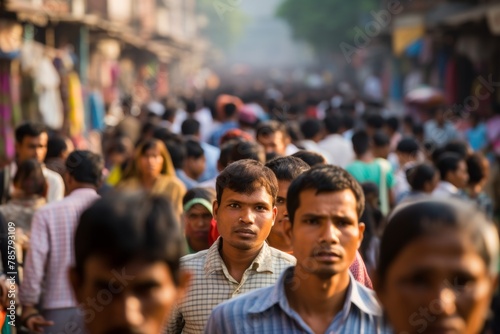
[67,71,85,137]
[88,90,105,131]
[35,56,64,130]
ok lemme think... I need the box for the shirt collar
[248,267,382,317]
[438,181,459,194]
[204,237,275,276]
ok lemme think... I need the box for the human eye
[255,205,268,212]
[452,273,477,292]
[276,198,285,205]
[228,203,240,209]
[303,218,320,225]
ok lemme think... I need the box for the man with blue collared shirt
[206,165,390,334]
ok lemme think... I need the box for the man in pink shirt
[20,150,103,333]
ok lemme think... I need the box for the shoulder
[180,250,209,269]
[43,167,63,182]
[269,247,296,266]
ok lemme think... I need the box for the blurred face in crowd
[185,156,206,180]
[267,180,292,252]
[446,160,469,189]
[423,172,440,194]
[139,147,164,179]
[184,204,212,252]
[376,229,496,334]
[70,257,189,334]
[257,131,288,156]
[214,186,276,253]
[286,189,364,279]
[16,132,48,163]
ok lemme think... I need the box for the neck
[219,239,263,283]
[183,168,197,180]
[267,235,292,254]
[357,152,374,163]
[187,238,208,253]
[286,267,350,318]
[142,175,158,189]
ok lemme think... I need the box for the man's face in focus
[70,257,188,334]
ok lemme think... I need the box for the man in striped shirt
[20,151,103,333]
[206,165,390,333]
[167,160,295,334]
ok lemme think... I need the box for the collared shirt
[166,238,296,334]
[205,267,390,334]
[299,140,333,164]
[318,134,355,168]
[433,181,460,198]
[20,188,100,310]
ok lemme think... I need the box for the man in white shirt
[319,115,355,168]
[0,123,64,204]
[299,119,332,163]
[433,152,469,198]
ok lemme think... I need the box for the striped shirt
[205,267,391,334]
[19,188,100,310]
[166,238,296,334]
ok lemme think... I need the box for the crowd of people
[0,85,498,334]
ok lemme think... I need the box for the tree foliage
[276,0,379,54]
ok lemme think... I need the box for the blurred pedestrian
[256,120,298,156]
[465,153,493,219]
[176,140,206,190]
[433,152,469,198]
[182,187,216,253]
[44,135,74,178]
[319,114,355,168]
[400,163,439,204]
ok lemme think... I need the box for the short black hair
[287,165,365,225]
[365,113,384,129]
[291,150,327,167]
[65,150,103,187]
[396,137,419,155]
[165,137,186,169]
[385,116,399,132]
[406,163,438,191]
[324,115,343,134]
[181,119,201,136]
[436,152,463,180]
[300,119,322,140]
[466,153,487,185]
[46,135,68,160]
[342,114,355,130]
[443,140,469,160]
[224,103,238,118]
[185,139,204,159]
[373,131,390,148]
[265,156,311,182]
[218,140,239,169]
[75,192,185,284]
[186,100,197,114]
[216,159,278,206]
[256,120,288,139]
[15,122,47,143]
[351,130,371,156]
[230,141,265,164]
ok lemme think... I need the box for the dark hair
[385,116,399,132]
[182,187,216,206]
[216,159,278,206]
[377,199,499,284]
[342,114,355,130]
[287,165,365,224]
[45,135,68,160]
[224,103,238,118]
[406,163,438,191]
[256,120,288,139]
[351,130,371,156]
[300,119,322,140]
[186,100,197,114]
[65,150,103,187]
[412,124,424,137]
[443,140,469,160]
[181,119,201,136]
[291,150,327,167]
[165,138,186,170]
[373,131,390,148]
[230,141,265,164]
[396,137,419,155]
[324,115,343,134]
[15,122,47,143]
[185,139,204,159]
[13,159,46,196]
[265,151,281,162]
[467,153,487,185]
[75,193,185,284]
[365,113,384,129]
[218,140,239,169]
[436,152,463,180]
[265,156,311,182]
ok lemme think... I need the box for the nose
[240,207,256,224]
[111,294,144,328]
[321,221,340,244]
[435,286,457,316]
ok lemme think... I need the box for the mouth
[234,228,257,238]
[426,321,461,334]
[313,249,342,262]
